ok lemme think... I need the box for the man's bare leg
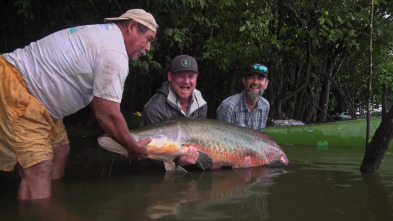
[17,159,53,200]
[52,144,70,180]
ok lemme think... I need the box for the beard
[245,85,264,101]
[139,49,147,56]
[129,49,146,61]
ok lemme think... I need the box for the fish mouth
[268,160,288,168]
[267,155,289,168]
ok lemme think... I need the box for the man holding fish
[141,55,207,167]
[98,62,287,171]
[217,63,270,132]
[0,9,158,200]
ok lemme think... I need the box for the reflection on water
[1,138,393,221]
[143,167,285,220]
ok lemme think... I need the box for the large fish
[97,118,288,171]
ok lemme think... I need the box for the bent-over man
[0,9,158,200]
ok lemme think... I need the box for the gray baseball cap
[170,55,199,74]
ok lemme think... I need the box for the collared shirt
[216,91,270,131]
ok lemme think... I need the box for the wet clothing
[3,24,128,120]
[141,81,207,126]
[0,56,69,170]
[216,91,270,131]
[0,23,128,170]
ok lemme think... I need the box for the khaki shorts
[0,55,69,171]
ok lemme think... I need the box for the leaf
[319,17,325,25]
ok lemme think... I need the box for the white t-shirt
[3,24,128,119]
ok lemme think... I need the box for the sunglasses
[248,64,268,73]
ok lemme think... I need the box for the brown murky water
[1,135,393,221]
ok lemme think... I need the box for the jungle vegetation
[2,0,393,171]
[1,0,392,122]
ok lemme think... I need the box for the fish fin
[97,136,128,155]
[175,165,188,173]
[195,150,213,170]
[164,169,188,180]
[163,161,188,174]
[163,161,176,171]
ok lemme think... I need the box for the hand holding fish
[126,137,152,160]
[178,146,199,166]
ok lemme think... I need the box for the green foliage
[1,0,393,121]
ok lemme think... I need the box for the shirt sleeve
[216,101,233,123]
[261,101,270,130]
[201,104,208,118]
[141,102,164,126]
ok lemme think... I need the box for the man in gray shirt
[141,55,207,166]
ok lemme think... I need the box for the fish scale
[185,122,275,166]
[98,118,289,171]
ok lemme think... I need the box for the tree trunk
[317,69,332,122]
[360,105,393,172]
[293,89,305,120]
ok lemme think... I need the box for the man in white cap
[0,9,158,200]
